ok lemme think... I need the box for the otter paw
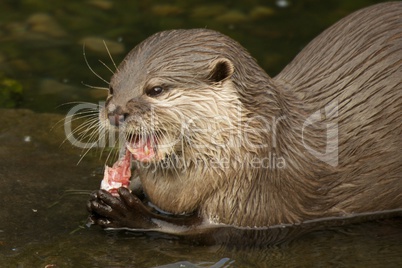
[87,188,158,230]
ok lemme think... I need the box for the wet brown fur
[101,2,402,227]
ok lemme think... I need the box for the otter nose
[108,114,126,127]
[108,106,128,127]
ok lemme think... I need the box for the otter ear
[208,58,234,84]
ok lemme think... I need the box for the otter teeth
[125,134,159,162]
[144,144,150,155]
[126,143,136,155]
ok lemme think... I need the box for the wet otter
[87,2,402,236]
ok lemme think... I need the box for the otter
[87,2,402,240]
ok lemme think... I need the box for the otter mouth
[100,132,162,196]
[126,133,160,163]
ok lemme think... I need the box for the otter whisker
[104,134,120,165]
[81,81,109,91]
[103,40,119,71]
[163,131,182,178]
[60,113,99,143]
[57,101,102,108]
[77,139,99,165]
[53,110,98,133]
[63,110,99,125]
[63,117,100,147]
[83,43,110,85]
[64,109,99,121]
[99,59,115,75]
[72,118,100,139]
[180,131,187,170]
[67,116,103,165]
[54,101,100,126]
[77,123,109,165]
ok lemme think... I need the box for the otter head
[99,29,274,214]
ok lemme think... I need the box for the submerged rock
[150,5,183,16]
[215,10,248,23]
[26,13,68,38]
[79,37,125,54]
[191,5,226,18]
[249,6,275,20]
[88,0,114,10]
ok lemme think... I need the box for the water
[1,0,401,267]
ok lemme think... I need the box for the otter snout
[106,97,152,128]
[108,113,125,127]
[107,105,127,127]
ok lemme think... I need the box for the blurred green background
[0,0,390,112]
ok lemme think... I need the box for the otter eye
[146,86,164,97]
[109,86,114,95]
